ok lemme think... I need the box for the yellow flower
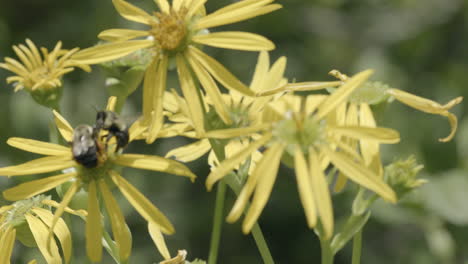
[0,97,196,262]
[0,39,90,108]
[164,51,287,164]
[71,0,281,143]
[0,195,84,264]
[206,70,399,239]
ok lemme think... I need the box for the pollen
[150,8,188,52]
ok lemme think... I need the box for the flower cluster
[0,0,463,263]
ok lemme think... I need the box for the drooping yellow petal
[188,46,254,96]
[0,227,15,264]
[7,137,71,156]
[359,103,383,177]
[206,133,272,191]
[293,147,317,228]
[3,172,76,201]
[226,142,284,223]
[242,143,285,234]
[165,139,211,162]
[86,180,102,262]
[309,148,334,239]
[112,0,153,24]
[109,170,175,234]
[53,110,73,142]
[331,126,400,144]
[148,222,171,260]
[147,55,168,143]
[388,89,463,142]
[33,208,72,264]
[193,32,274,51]
[99,180,132,261]
[114,154,196,181]
[98,29,150,42]
[176,54,205,136]
[316,70,373,120]
[25,214,62,264]
[0,156,76,177]
[323,146,396,203]
[186,53,232,124]
[71,40,153,65]
[205,124,270,139]
[194,0,281,30]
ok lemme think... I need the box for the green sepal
[330,211,371,254]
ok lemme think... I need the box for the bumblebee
[72,124,99,168]
[95,110,129,152]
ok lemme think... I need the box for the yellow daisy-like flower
[0,39,90,108]
[0,97,196,262]
[206,70,399,238]
[0,195,84,264]
[71,0,281,143]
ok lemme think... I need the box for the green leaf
[330,211,370,254]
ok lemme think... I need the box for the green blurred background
[1,0,467,263]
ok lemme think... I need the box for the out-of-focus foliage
[0,0,466,263]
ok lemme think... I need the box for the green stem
[320,236,334,264]
[102,229,121,264]
[351,230,362,264]
[207,180,227,264]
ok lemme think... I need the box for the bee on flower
[0,97,196,262]
[0,195,85,264]
[71,0,281,143]
[0,39,90,109]
[206,70,400,239]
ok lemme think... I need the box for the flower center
[273,112,326,155]
[151,8,188,52]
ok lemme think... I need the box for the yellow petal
[25,214,62,264]
[99,180,132,261]
[194,0,281,30]
[106,96,118,111]
[148,222,171,260]
[359,104,383,177]
[33,208,72,264]
[309,148,334,239]
[153,0,170,13]
[176,54,205,136]
[249,51,270,92]
[41,200,88,218]
[293,148,317,228]
[188,47,254,96]
[388,89,463,142]
[7,137,71,156]
[242,143,285,233]
[98,28,149,42]
[186,53,232,125]
[147,55,168,143]
[264,56,287,91]
[186,0,207,19]
[285,81,342,92]
[112,0,153,24]
[47,180,80,252]
[109,171,175,234]
[3,172,76,201]
[205,124,270,139]
[0,227,15,264]
[53,110,73,142]
[86,180,102,262]
[0,156,76,177]
[226,142,284,223]
[114,154,196,181]
[71,40,153,65]
[128,117,148,142]
[323,146,396,203]
[165,139,211,162]
[206,133,272,191]
[331,126,400,144]
[316,69,373,120]
[193,32,274,51]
